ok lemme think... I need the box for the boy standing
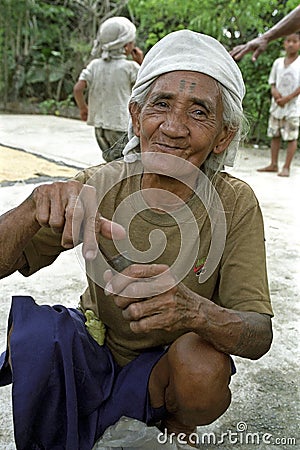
[258,33,300,176]
[73,17,143,162]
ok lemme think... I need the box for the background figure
[230,5,300,61]
[257,33,300,177]
[73,16,143,162]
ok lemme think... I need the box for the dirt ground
[0,117,299,449]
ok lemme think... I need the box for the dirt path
[0,141,299,449]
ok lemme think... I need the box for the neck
[141,173,197,212]
[285,53,299,62]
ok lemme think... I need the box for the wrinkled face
[130,71,234,177]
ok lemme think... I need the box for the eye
[192,108,207,119]
[155,100,169,108]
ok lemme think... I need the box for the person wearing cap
[0,30,273,449]
[73,16,143,162]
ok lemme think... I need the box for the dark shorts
[0,296,167,450]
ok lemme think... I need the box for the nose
[159,111,189,138]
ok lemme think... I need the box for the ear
[129,102,141,137]
[213,127,237,155]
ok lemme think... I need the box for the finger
[103,269,113,284]
[98,216,126,240]
[229,47,239,57]
[121,295,168,321]
[230,46,244,60]
[80,186,126,260]
[34,186,51,227]
[129,310,173,334]
[48,188,68,233]
[104,264,170,297]
[252,49,261,61]
[130,316,159,334]
[117,271,176,299]
[62,194,84,249]
[82,214,99,260]
[128,295,183,334]
[235,49,248,61]
[70,196,85,246]
[76,185,99,260]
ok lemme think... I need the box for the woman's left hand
[103,263,199,333]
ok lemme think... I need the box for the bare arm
[103,264,273,360]
[0,180,125,279]
[73,80,88,121]
[276,85,300,106]
[230,5,300,61]
[0,197,40,277]
[271,84,282,101]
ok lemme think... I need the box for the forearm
[288,86,300,100]
[0,197,40,278]
[188,291,272,360]
[263,6,300,43]
[107,265,272,360]
[74,91,87,110]
[271,85,281,99]
[73,80,87,109]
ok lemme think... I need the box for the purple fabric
[0,296,167,450]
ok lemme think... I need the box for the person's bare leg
[257,136,280,172]
[149,333,232,446]
[278,140,297,177]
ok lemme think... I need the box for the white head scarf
[91,17,136,60]
[123,30,245,169]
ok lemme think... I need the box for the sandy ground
[0,114,299,449]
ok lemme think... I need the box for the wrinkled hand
[104,263,199,333]
[230,36,269,62]
[31,180,125,260]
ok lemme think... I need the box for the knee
[166,333,232,424]
[167,333,231,388]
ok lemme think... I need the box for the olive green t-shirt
[21,160,273,366]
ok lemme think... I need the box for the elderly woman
[0,31,273,449]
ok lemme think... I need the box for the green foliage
[0,0,128,103]
[39,94,74,115]
[128,0,300,144]
[0,0,299,144]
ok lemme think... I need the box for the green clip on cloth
[84,309,106,346]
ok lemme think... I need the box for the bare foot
[278,168,290,177]
[257,164,278,172]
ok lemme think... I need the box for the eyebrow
[190,96,213,113]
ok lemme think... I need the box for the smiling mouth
[154,142,187,152]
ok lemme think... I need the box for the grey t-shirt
[79,56,140,131]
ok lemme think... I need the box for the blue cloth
[0,296,167,450]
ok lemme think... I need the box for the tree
[1,0,299,144]
[128,0,299,144]
[0,0,129,106]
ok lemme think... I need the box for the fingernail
[85,250,97,260]
[104,283,113,296]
